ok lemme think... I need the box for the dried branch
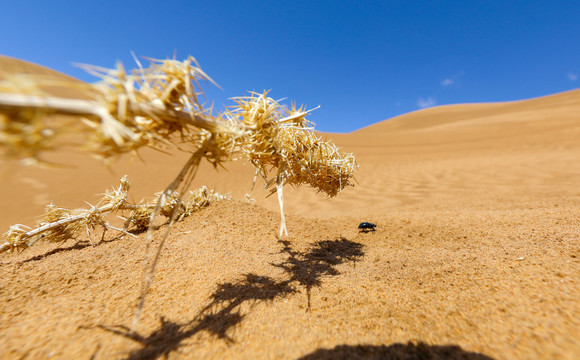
[0,176,229,254]
[0,55,357,332]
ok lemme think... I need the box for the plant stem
[0,93,238,134]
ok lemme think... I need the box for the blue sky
[1,1,579,133]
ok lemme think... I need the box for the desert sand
[0,57,578,359]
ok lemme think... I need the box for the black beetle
[358,222,376,233]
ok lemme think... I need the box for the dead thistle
[0,55,357,332]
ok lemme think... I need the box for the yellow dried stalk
[0,56,357,330]
[0,59,356,236]
[0,73,87,161]
[0,176,229,254]
[0,56,243,161]
[126,186,230,231]
[0,57,355,200]
[229,92,356,235]
[230,93,355,195]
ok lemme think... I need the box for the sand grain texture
[0,57,579,359]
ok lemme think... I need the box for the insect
[358,222,376,233]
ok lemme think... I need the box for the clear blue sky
[1,1,579,133]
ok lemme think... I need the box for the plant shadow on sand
[17,225,164,264]
[20,241,92,263]
[98,237,365,360]
[272,238,364,310]
[296,342,496,360]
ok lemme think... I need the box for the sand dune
[0,57,579,359]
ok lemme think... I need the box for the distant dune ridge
[0,56,579,359]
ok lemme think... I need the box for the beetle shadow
[97,237,364,360]
[296,341,496,360]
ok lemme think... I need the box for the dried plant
[230,92,356,235]
[0,56,356,232]
[0,176,229,254]
[0,55,357,330]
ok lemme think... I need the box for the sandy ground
[0,57,579,359]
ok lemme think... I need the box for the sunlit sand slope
[0,57,578,359]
